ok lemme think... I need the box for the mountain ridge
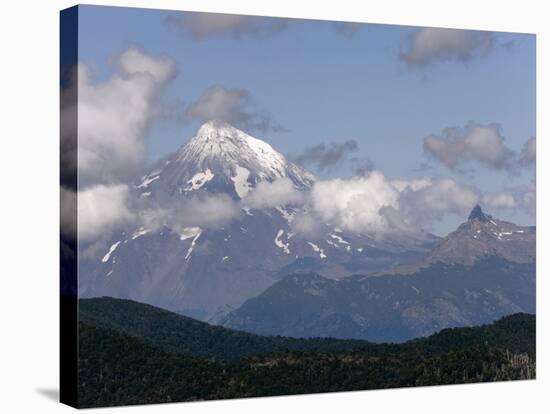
[384,205,535,275]
[79,121,439,317]
[221,256,535,342]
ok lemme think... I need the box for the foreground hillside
[79,297,368,361]
[78,297,535,408]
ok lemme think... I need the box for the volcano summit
[79,122,438,318]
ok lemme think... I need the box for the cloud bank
[134,180,302,238]
[127,168,535,242]
[140,173,484,239]
[297,171,479,236]
[401,28,494,67]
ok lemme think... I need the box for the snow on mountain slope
[136,120,314,199]
[79,121,438,318]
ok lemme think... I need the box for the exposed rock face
[468,204,490,222]
[424,205,535,266]
[386,205,535,275]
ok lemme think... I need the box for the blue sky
[76,5,536,234]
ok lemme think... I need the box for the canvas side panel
[60,5,78,408]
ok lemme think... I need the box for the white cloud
[520,182,536,215]
[60,47,177,243]
[77,184,134,241]
[70,47,176,187]
[290,212,319,235]
[519,136,536,166]
[397,178,479,226]
[307,171,401,235]
[291,171,479,236]
[184,85,283,133]
[168,12,289,40]
[390,177,433,193]
[482,192,518,209]
[242,178,304,209]
[175,194,242,229]
[185,85,245,124]
[137,179,302,234]
[482,182,536,216]
[137,194,242,233]
[401,28,494,67]
[117,48,177,83]
[423,122,515,172]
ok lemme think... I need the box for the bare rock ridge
[468,204,491,222]
[425,204,535,266]
[386,205,535,275]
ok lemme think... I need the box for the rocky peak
[468,205,491,222]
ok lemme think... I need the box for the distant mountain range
[221,206,536,342]
[78,121,535,339]
[79,121,439,318]
[77,297,535,408]
[221,257,535,342]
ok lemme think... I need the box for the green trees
[77,298,536,408]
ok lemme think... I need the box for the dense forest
[79,297,369,360]
[77,297,535,408]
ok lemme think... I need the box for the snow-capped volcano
[136,121,314,199]
[79,121,438,319]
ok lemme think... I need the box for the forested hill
[80,297,535,360]
[78,302,535,408]
[79,297,370,360]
